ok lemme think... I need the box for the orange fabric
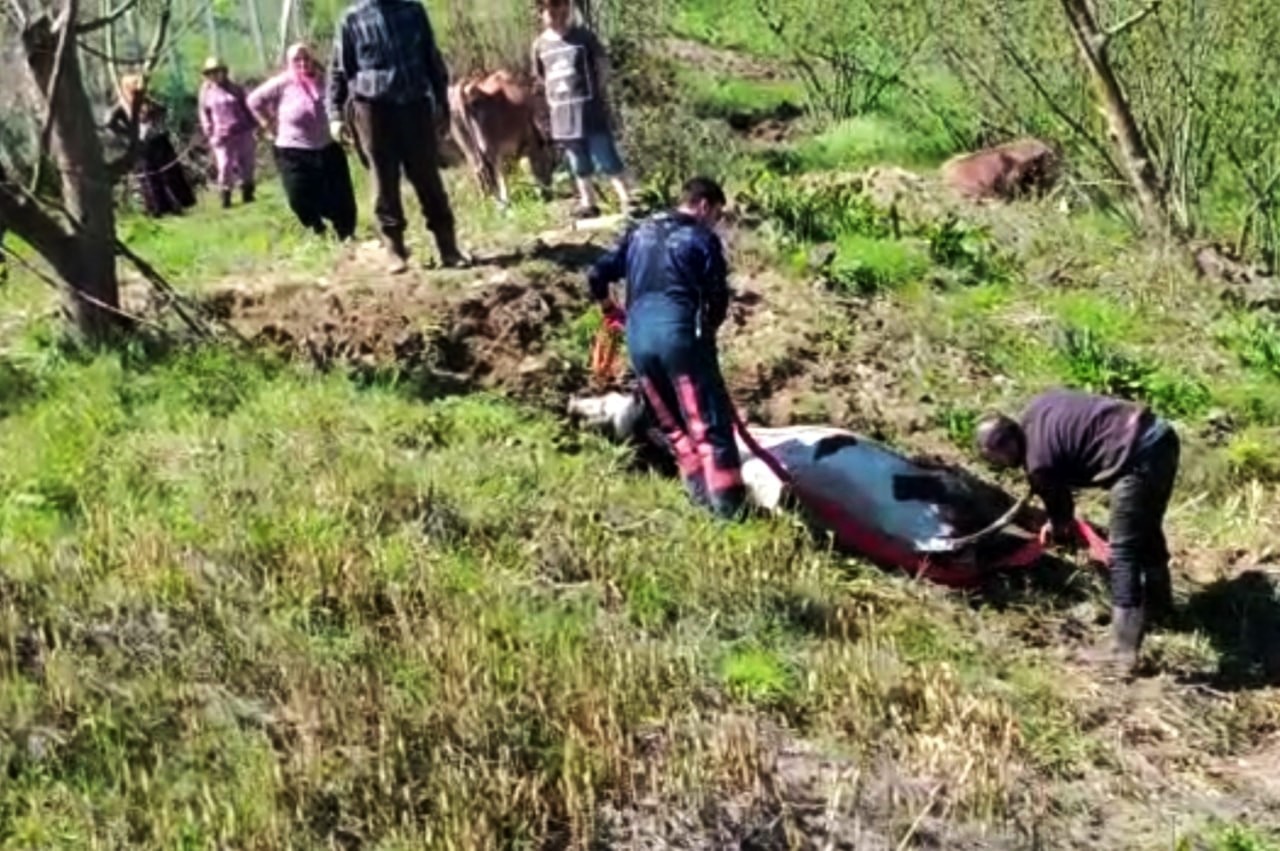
[589,325,624,383]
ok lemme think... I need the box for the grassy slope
[1,13,1279,851]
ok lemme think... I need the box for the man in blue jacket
[586,177,746,519]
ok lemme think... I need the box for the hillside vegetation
[1,0,1279,849]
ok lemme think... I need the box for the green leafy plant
[1057,326,1210,418]
[738,169,890,243]
[825,235,930,294]
[923,216,1013,284]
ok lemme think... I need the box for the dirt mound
[207,267,589,404]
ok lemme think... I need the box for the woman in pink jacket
[248,44,357,239]
[199,57,258,208]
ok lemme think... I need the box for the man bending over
[976,389,1180,674]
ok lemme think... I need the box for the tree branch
[1101,0,1161,46]
[0,176,76,278]
[30,0,80,193]
[985,18,1125,182]
[140,0,172,75]
[74,0,134,34]
[3,0,28,28]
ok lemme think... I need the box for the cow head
[1002,138,1061,199]
[567,389,646,442]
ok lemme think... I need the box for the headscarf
[286,43,320,101]
[119,74,144,111]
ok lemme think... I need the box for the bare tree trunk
[1059,0,1175,235]
[20,12,123,339]
[204,0,220,59]
[245,0,267,71]
[277,0,295,61]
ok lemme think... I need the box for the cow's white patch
[567,393,969,550]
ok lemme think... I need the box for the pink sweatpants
[212,131,256,190]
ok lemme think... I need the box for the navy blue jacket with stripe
[587,211,731,339]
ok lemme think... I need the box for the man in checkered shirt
[327,0,466,272]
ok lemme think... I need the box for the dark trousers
[348,98,457,254]
[275,144,357,240]
[137,134,196,217]
[1109,426,1180,612]
[628,313,745,519]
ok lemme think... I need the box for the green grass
[789,115,956,171]
[116,176,353,289]
[114,165,557,290]
[682,70,805,120]
[826,234,931,294]
[670,0,783,57]
[1,23,1278,846]
[0,333,1131,846]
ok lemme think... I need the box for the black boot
[242,183,255,204]
[220,190,232,209]
[433,229,468,269]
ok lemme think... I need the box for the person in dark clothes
[249,43,357,240]
[107,75,198,218]
[975,389,1181,674]
[326,0,465,273]
[586,177,746,519]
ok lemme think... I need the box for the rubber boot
[242,182,255,204]
[1082,606,1145,679]
[433,229,467,269]
[1111,606,1145,671]
[220,189,232,209]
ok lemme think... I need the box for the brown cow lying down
[448,70,553,208]
[941,137,1060,201]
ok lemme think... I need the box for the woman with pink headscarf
[248,44,357,240]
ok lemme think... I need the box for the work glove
[602,303,625,331]
[329,120,346,144]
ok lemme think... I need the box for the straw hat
[201,56,226,74]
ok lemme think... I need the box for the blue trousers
[627,314,745,519]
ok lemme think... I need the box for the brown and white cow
[940,137,1061,202]
[448,70,554,208]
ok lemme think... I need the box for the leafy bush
[826,235,930,295]
[1226,429,1280,483]
[1057,326,1210,418]
[738,170,890,242]
[1221,314,1280,380]
[935,404,980,448]
[923,216,1013,285]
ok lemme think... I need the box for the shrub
[1221,314,1280,380]
[825,235,930,295]
[1056,326,1210,418]
[738,170,890,243]
[923,216,1013,285]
